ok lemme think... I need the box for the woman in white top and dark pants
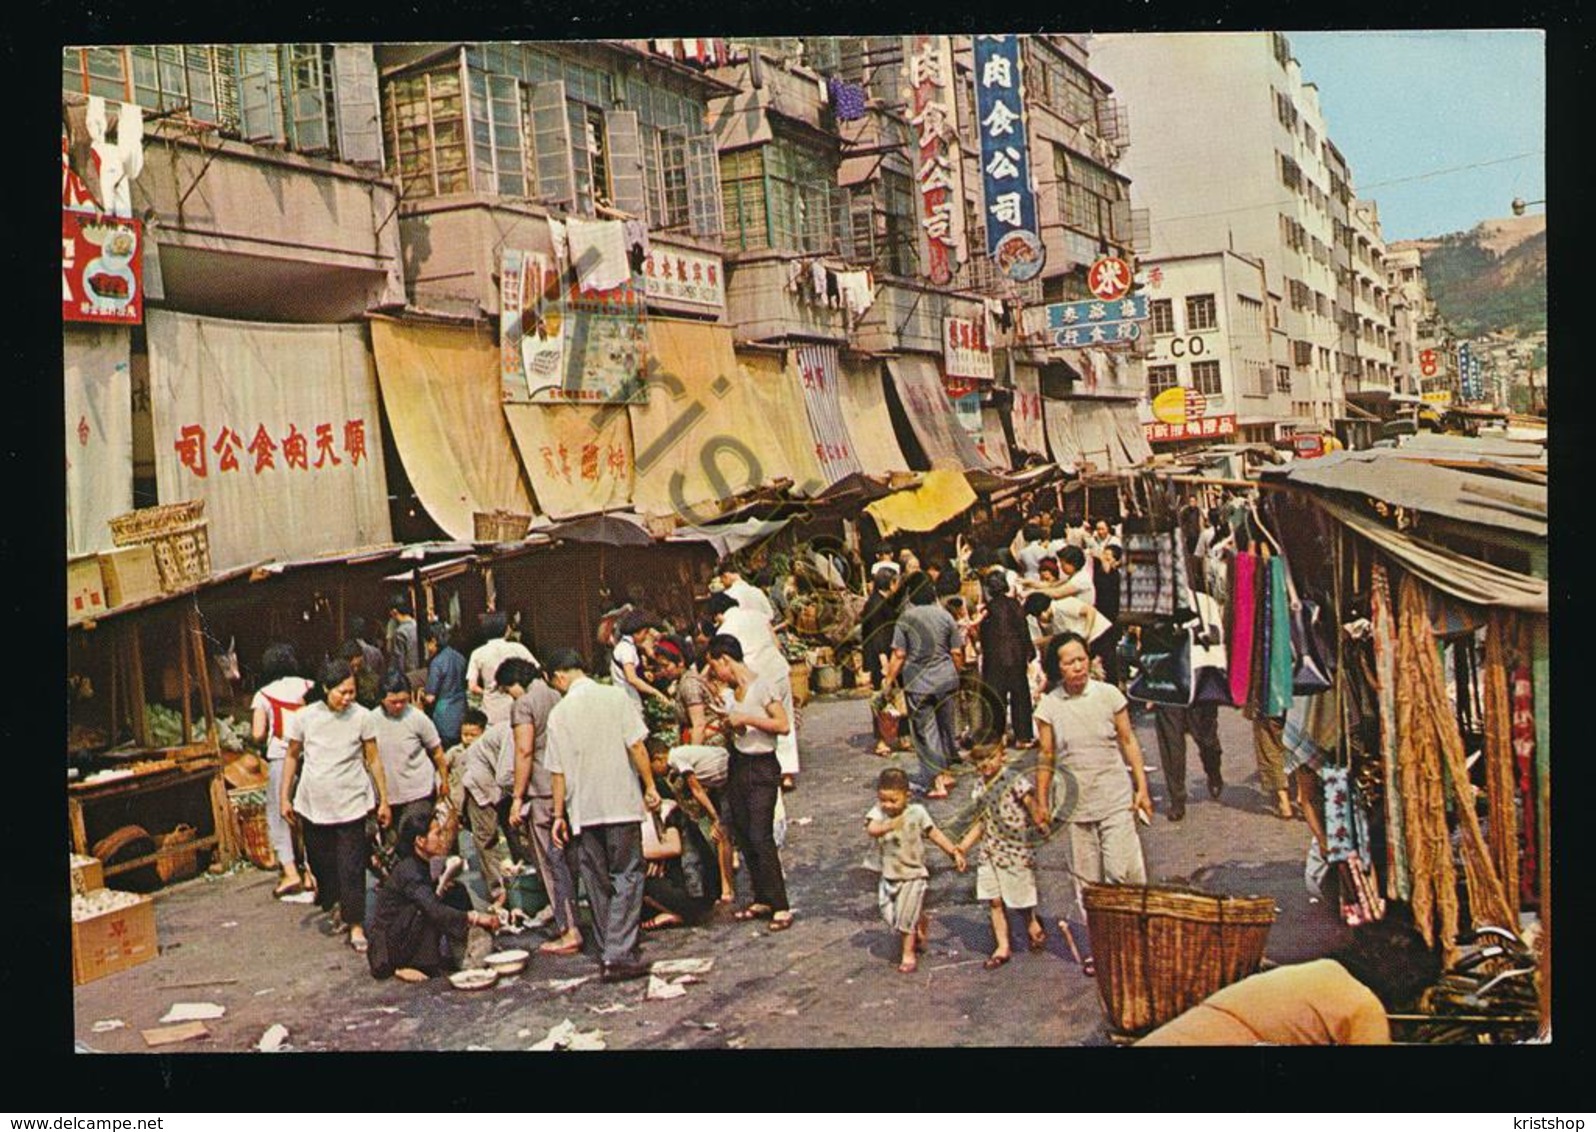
[705,634,794,931]
[281,658,392,952]
[251,643,315,897]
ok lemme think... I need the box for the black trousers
[1153,702,1224,808]
[302,817,369,924]
[725,750,789,912]
[979,665,1034,743]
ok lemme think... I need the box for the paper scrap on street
[256,1024,288,1052]
[220,921,239,928]
[141,1021,210,1047]
[528,1019,607,1051]
[645,974,688,1000]
[586,1002,638,1015]
[90,1019,126,1033]
[159,1002,226,1023]
[545,976,592,992]
[683,1020,720,1031]
[649,957,714,975]
[795,817,813,826]
[279,891,316,904]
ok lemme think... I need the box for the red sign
[1143,414,1236,443]
[1088,256,1133,302]
[905,35,966,286]
[1419,349,1438,378]
[63,212,142,324]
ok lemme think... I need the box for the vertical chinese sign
[500,248,565,402]
[972,35,1044,282]
[903,35,968,286]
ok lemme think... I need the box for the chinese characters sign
[903,35,968,286]
[943,314,994,381]
[973,35,1044,282]
[63,212,142,325]
[642,246,725,312]
[1043,295,1147,347]
[1087,256,1133,302]
[1144,414,1235,443]
[501,248,564,401]
[794,343,863,486]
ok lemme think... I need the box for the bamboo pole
[129,621,149,749]
[178,608,193,746]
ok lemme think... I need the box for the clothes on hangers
[825,268,841,308]
[547,218,569,267]
[566,217,630,293]
[836,270,874,317]
[1265,555,1294,717]
[1228,550,1259,708]
[810,259,827,303]
[787,259,804,294]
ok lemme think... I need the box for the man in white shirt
[717,559,775,623]
[546,648,661,983]
[466,611,534,726]
[706,591,801,789]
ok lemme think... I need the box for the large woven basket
[1083,883,1277,1036]
[229,787,276,870]
[108,500,204,543]
[473,510,531,542]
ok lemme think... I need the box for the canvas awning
[979,406,1014,471]
[1042,397,1083,471]
[368,316,535,541]
[838,355,911,477]
[885,355,992,472]
[788,342,865,488]
[65,324,133,556]
[1010,365,1048,457]
[502,402,635,519]
[864,468,978,536]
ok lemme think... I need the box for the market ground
[72,694,1349,1052]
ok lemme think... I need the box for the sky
[1288,30,1545,242]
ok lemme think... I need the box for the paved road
[73,695,1348,1051]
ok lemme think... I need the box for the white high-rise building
[1091,31,1365,431]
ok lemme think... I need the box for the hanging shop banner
[1042,398,1084,469]
[62,212,142,325]
[1011,366,1047,456]
[1111,402,1154,465]
[979,406,1014,471]
[943,314,994,381]
[643,245,725,312]
[1072,401,1119,470]
[953,390,985,452]
[972,35,1044,282]
[148,312,393,571]
[886,355,992,472]
[502,402,635,519]
[1151,385,1209,426]
[371,317,536,541]
[793,343,864,487]
[903,34,968,286]
[64,325,133,556]
[839,356,912,477]
[1144,414,1237,443]
[500,248,565,402]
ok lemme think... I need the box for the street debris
[682,1020,720,1031]
[141,1021,209,1047]
[221,921,239,928]
[645,974,688,1000]
[725,1036,748,1049]
[587,1002,638,1015]
[545,976,592,993]
[279,890,316,904]
[256,1024,289,1052]
[465,1045,492,1051]
[650,957,714,975]
[528,1019,607,1051]
[516,1029,532,1039]
[795,817,813,826]
[159,1002,226,1023]
[254,988,276,996]
[90,1019,126,1033]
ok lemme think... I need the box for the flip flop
[1082,956,1096,978]
[538,939,583,956]
[642,913,683,932]
[734,904,773,921]
[767,912,794,932]
[896,958,918,974]
[273,880,304,898]
[983,953,1011,970]
[348,934,369,954]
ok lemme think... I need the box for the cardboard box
[98,544,162,609]
[70,855,105,896]
[68,554,108,625]
[72,894,157,986]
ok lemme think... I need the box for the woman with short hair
[251,642,316,898]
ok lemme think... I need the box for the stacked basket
[473,510,532,543]
[108,500,211,594]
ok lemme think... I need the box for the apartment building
[1346,198,1396,396]
[1089,31,1372,430]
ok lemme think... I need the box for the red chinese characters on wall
[172,420,370,477]
[1142,414,1236,443]
[537,441,631,485]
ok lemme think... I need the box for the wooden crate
[70,855,105,895]
[72,895,157,986]
[68,554,108,625]
[98,545,162,608]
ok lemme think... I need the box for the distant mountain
[1395,215,1547,338]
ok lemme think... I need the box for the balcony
[723,255,850,343]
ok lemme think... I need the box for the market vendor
[1137,905,1440,1045]
[366,810,498,982]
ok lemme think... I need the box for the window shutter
[530,80,575,208]
[236,46,283,142]
[332,44,383,166]
[282,45,330,154]
[685,133,723,237]
[604,109,648,217]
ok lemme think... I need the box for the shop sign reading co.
[973,35,1044,282]
[903,34,968,286]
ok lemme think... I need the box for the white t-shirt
[1051,596,1112,644]
[251,676,315,761]
[372,703,442,805]
[719,606,790,684]
[721,676,783,755]
[1032,680,1133,823]
[726,578,775,622]
[284,700,378,825]
[1016,542,1050,580]
[609,636,644,713]
[544,677,650,833]
[668,743,731,789]
[467,638,535,725]
[640,799,680,858]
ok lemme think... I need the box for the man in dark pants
[976,572,1035,748]
[881,572,963,799]
[1153,702,1225,822]
[545,648,662,984]
[366,810,498,980]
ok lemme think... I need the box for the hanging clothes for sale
[1321,764,1355,863]
[1265,555,1294,717]
[1227,550,1260,708]
[1283,692,1340,774]
[1368,562,1409,902]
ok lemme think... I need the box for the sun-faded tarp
[885,355,992,472]
[737,347,827,496]
[1111,402,1154,466]
[1042,397,1083,470]
[65,324,132,556]
[147,311,392,570]
[838,355,910,477]
[1011,365,1048,457]
[980,406,1014,471]
[503,402,635,519]
[789,342,863,488]
[630,318,814,520]
[369,317,535,540]
[865,468,978,536]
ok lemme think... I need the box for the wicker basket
[1083,883,1277,1037]
[229,787,276,871]
[789,661,811,707]
[155,823,201,884]
[473,510,531,542]
[108,500,204,544]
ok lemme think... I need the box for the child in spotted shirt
[864,767,966,973]
[957,743,1047,968]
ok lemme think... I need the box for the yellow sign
[1152,386,1208,425]
[1421,391,1454,406]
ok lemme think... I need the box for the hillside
[1400,216,1547,338]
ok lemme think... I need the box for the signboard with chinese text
[501,249,565,402]
[1088,256,1133,302]
[793,342,863,486]
[63,212,142,325]
[514,270,649,405]
[1011,367,1047,455]
[642,245,725,312]
[1151,386,1208,425]
[1419,348,1439,378]
[972,35,1044,282]
[1045,295,1149,330]
[1052,321,1140,348]
[903,35,968,285]
[1143,414,1235,443]
[943,314,994,380]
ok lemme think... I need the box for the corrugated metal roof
[1392,433,1547,464]
[1265,448,1546,538]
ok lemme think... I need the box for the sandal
[1081,955,1096,978]
[273,879,304,899]
[734,904,774,922]
[767,912,794,932]
[348,933,369,954]
[896,957,918,974]
[538,939,583,956]
[983,953,1011,970]
[642,912,683,932]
